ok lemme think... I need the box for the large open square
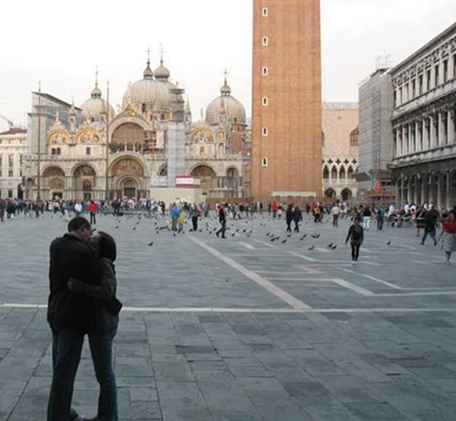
[1,213,456,420]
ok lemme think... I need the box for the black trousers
[192,216,198,231]
[90,212,96,225]
[351,243,360,261]
[216,221,226,238]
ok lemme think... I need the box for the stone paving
[1,212,456,420]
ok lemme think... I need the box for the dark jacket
[346,224,364,245]
[70,258,119,335]
[424,209,439,229]
[286,208,294,223]
[48,233,100,333]
[218,208,226,224]
[293,208,303,222]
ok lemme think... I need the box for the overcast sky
[0,0,455,129]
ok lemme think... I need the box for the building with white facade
[24,57,251,203]
[0,127,27,199]
[322,103,359,201]
[357,68,395,202]
[390,23,456,209]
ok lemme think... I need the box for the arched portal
[43,166,66,200]
[119,177,139,199]
[110,157,146,199]
[341,188,352,201]
[191,165,217,195]
[73,165,96,201]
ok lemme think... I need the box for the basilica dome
[154,59,171,80]
[206,78,246,126]
[81,84,115,122]
[122,60,170,111]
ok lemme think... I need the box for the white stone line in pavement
[288,251,319,262]
[238,241,256,251]
[188,236,311,310]
[342,269,403,290]
[251,239,275,248]
[315,247,330,253]
[331,279,376,296]
[264,278,336,282]
[375,291,456,297]
[5,303,456,313]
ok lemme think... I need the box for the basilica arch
[42,166,66,200]
[111,122,147,153]
[109,156,148,199]
[72,164,97,201]
[191,164,217,195]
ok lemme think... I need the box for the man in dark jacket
[421,206,440,246]
[216,205,227,239]
[47,217,100,421]
[0,198,5,222]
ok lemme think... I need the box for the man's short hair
[68,217,91,233]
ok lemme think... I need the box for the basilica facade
[24,57,250,203]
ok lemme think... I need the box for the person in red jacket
[88,200,97,225]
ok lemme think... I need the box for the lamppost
[36,81,42,201]
[105,81,110,201]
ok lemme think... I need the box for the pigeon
[281,240,287,244]
[308,245,315,251]
[331,244,337,250]
[328,243,334,248]
[386,241,391,246]
[132,227,136,231]
[300,235,307,240]
[311,234,320,239]
[148,241,154,246]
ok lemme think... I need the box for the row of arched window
[322,164,358,182]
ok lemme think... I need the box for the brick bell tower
[251,0,322,202]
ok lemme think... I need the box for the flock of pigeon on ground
[106,212,393,251]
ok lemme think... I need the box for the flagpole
[105,81,110,201]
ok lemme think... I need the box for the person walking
[362,206,372,231]
[88,200,97,225]
[440,211,456,264]
[170,203,179,232]
[376,206,385,231]
[68,231,122,421]
[74,201,83,217]
[421,205,440,246]
[345,217,364,264]
[286,205,294,233]
[47,217,101,421]
[216,205,227,239]
[0,198,5,222]
[177,208,186,233]
[331,204,340,228]
[190,204,200,231]
[293,206,302,233]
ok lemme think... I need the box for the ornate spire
[143,47,154,79]
[221,69,231,96]
[155,43,170,80]
[160,42,164,65]
[91,66,102,98]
